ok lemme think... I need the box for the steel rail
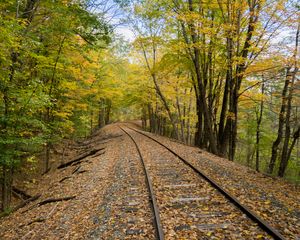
[119,127,165,240]
[126,126,285,240]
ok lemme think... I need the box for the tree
[0,0,111,211]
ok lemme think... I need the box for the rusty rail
[119,127,164,240]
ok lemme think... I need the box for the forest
[0,0,299,212]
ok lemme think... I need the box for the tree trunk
[1,165,13,211]
[255,81,264,172]
[192,35,218,154]
[269,21,299,174]
[192,78,202,147]
[278,23,299,177]
[176,91,185,142]
[1,83,12,212]
[90,110,94,134]
[104,99,111,125]
[152,74,180,139]
[98,99,105,128]
[141,106,147,129]
[280,126,300,176]
[186,88,193,144]
[218,69,230,156]
[268,68,290,174]
[179,1,218,153]
[45,143,51,173]
[139,35,180,139]
[147,104,153,132]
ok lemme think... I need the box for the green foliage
[0,0,112,180]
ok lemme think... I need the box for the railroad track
[120,125,285,240]
[119,127,164,239]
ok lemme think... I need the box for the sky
[90,0,135,42]
[115,25,135,41]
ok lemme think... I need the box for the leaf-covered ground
[128,124,300,239]
[0,123,299,239]
[131,127,271,239]
[0,125,123,239]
